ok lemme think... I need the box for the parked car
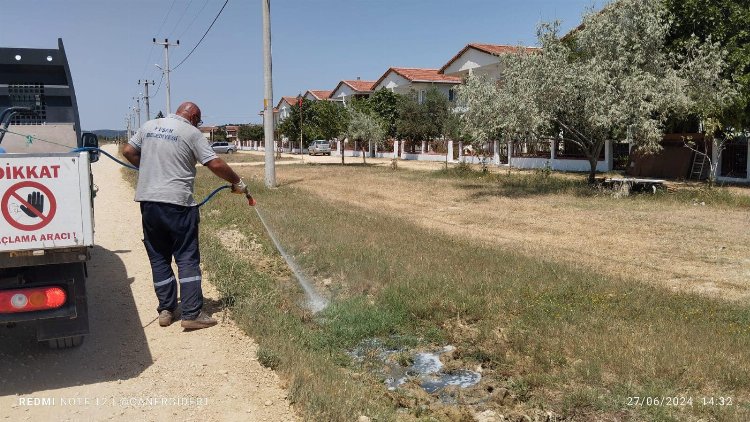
[308,140,331,156]
[211,141,236,154]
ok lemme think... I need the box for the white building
[372,67,461,103]
[329,79,376,106]
[439,43,537,80]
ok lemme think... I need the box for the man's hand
[231,179,248,194]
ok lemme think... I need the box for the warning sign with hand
[20,191,45,218]
[2,181,57,231]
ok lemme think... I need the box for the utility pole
[126,114,132,141]
[153,38,179,114]
[133,95,142,128]
[262,0,276,188]
[138,80,155,120]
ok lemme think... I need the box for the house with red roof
[372,67,461,103]
[439,43,539,80]
[329,79,376,106]
[304,90,332,101]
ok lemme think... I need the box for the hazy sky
[1,0,607,129]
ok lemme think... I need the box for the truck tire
[47,335,85,349]
[227,149,234,154]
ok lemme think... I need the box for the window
[448,89,456,102]
[418,90,426,104]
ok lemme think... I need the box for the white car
[308,140,331,156]
[211,142,236,154]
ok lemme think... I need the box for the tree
[212,126,227,142]
[665,0,750,129]
[238,124,264,142]
[396,91,431,153]
[423,87,451,140]
[488,0,736,183]
[311,100,350,142]
[369,88,402,138]
[346,109,386,164]
[277,99,316,151]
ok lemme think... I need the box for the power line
[153,73,165,97]
[177,0,211,39]
[172,0,229,71]
[167,0,195,39]
[156,0,179,37]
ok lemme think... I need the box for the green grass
[189,165,750,421]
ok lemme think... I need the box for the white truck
[0,39,100,348]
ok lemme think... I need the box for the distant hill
[88,129,126,138]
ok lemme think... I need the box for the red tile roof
[307,90,332,100]
[277,96,301,109]
[375,68,461,88]
[438,43,540,74]
[330,80,376,98]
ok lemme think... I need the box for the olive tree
[346,109,386,165]
[459,0,736,183]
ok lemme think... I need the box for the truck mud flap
[36,263,89,342]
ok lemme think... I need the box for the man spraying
[123,101,247,330]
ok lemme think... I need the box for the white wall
[442,48,503,80]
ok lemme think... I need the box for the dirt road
[0,145,297,421]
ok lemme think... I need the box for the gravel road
[0,145,297,421]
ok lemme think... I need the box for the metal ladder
[690,153,708,180]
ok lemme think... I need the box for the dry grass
[245,163,750,303]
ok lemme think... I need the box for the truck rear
[0,39,99,348]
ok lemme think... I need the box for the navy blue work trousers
[140,201,203,320]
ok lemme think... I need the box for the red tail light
[0,286,67,313]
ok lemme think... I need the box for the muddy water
[351,341,482,398]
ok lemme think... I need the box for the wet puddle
[350,340,481,398]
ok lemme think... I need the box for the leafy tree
[473,0,736,183]
[277,99,316,151]
[423,87,451,140]
[665,0,750,129]
[311,100,350,142]
[212,126,227,142]
[238,124,264,142]
[346,109,386,164]
[395,91,431,152]
[369,88,402,138]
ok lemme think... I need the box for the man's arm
[122,144,141,168]
[204,158,241,185]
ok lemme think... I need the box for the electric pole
[133,95,142,128]
[153,38,179,114]
[262,0,276,188]
[138,80,155,120]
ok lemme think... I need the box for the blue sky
[1,0,607,129]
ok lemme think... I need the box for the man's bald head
[175,102,202,127]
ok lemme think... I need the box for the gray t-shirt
[128,114,217,206]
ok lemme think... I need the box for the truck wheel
[47,335,85,349]
[227,149,234,154]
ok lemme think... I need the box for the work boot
[158,310,174,327]
[181,312,217,330]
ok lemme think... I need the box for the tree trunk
[588,157,597,184]
[341,140,345,165]
[361,144,367,164]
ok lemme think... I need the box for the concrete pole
[262,0,276,187]
[139,80,154,120]
[133,96,141,128]
[153,38,179,114]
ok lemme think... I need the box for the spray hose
[72,147,256,208]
